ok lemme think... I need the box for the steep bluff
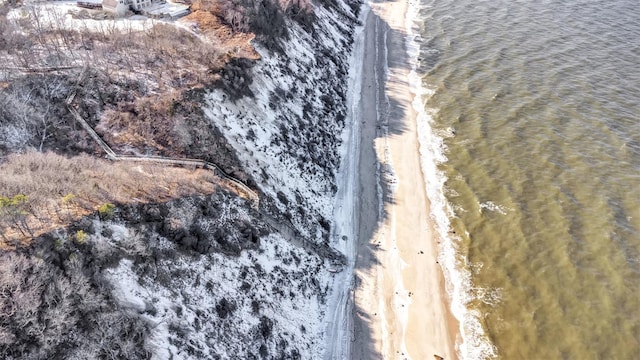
[0,0,361,358]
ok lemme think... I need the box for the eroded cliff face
[0,0,361,358]
[204,2,359,243]
[119,4,362,357]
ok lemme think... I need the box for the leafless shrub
[0,250,150,359]
[0,75,69,154]
[0,5,23,52]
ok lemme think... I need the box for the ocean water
[410,0,640,358]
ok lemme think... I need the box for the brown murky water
[413,0,640,358]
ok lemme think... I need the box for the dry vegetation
[97,90,202,154]
[187,0,314,50]
[0,3,266,248]
[0,74,78,157]
[0,0,346,244]
[0,0,320,161]
[182,4,260,61]
[0,4,245,85]
[0,2,260,152]
[0,151,252,248]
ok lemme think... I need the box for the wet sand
[351,0,459,359]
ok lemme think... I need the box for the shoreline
[351,0,460,359]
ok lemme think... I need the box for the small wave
[469,262,483,274]
[451,203,468,214]
[473,287,503,307]
[479,201,512,215]
[445,187,460,197]
[435,126,457,138]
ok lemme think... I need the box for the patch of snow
[203,4,358,241]
[105,231,332,359]
[322,3,369,358]
[104,259,148,312]
[8,2,158,33]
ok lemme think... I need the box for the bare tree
[0,248,151,359]
[0,75,67,153]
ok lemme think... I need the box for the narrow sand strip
[351,0,459,359]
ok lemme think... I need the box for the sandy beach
[350,0,459,359]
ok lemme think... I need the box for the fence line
[114,155,259,206]
[0,66,81,73]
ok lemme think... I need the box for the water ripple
[417,0,640,358]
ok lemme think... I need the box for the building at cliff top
[101,0,189,18]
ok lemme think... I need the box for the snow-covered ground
[322,3,370,359]
[104,231,332,359]
[203,3,359,242]
[87,191,335,359]
[8,2,158,33]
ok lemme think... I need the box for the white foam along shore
[406,0,499,358]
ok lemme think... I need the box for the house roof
[102,0,118,10]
